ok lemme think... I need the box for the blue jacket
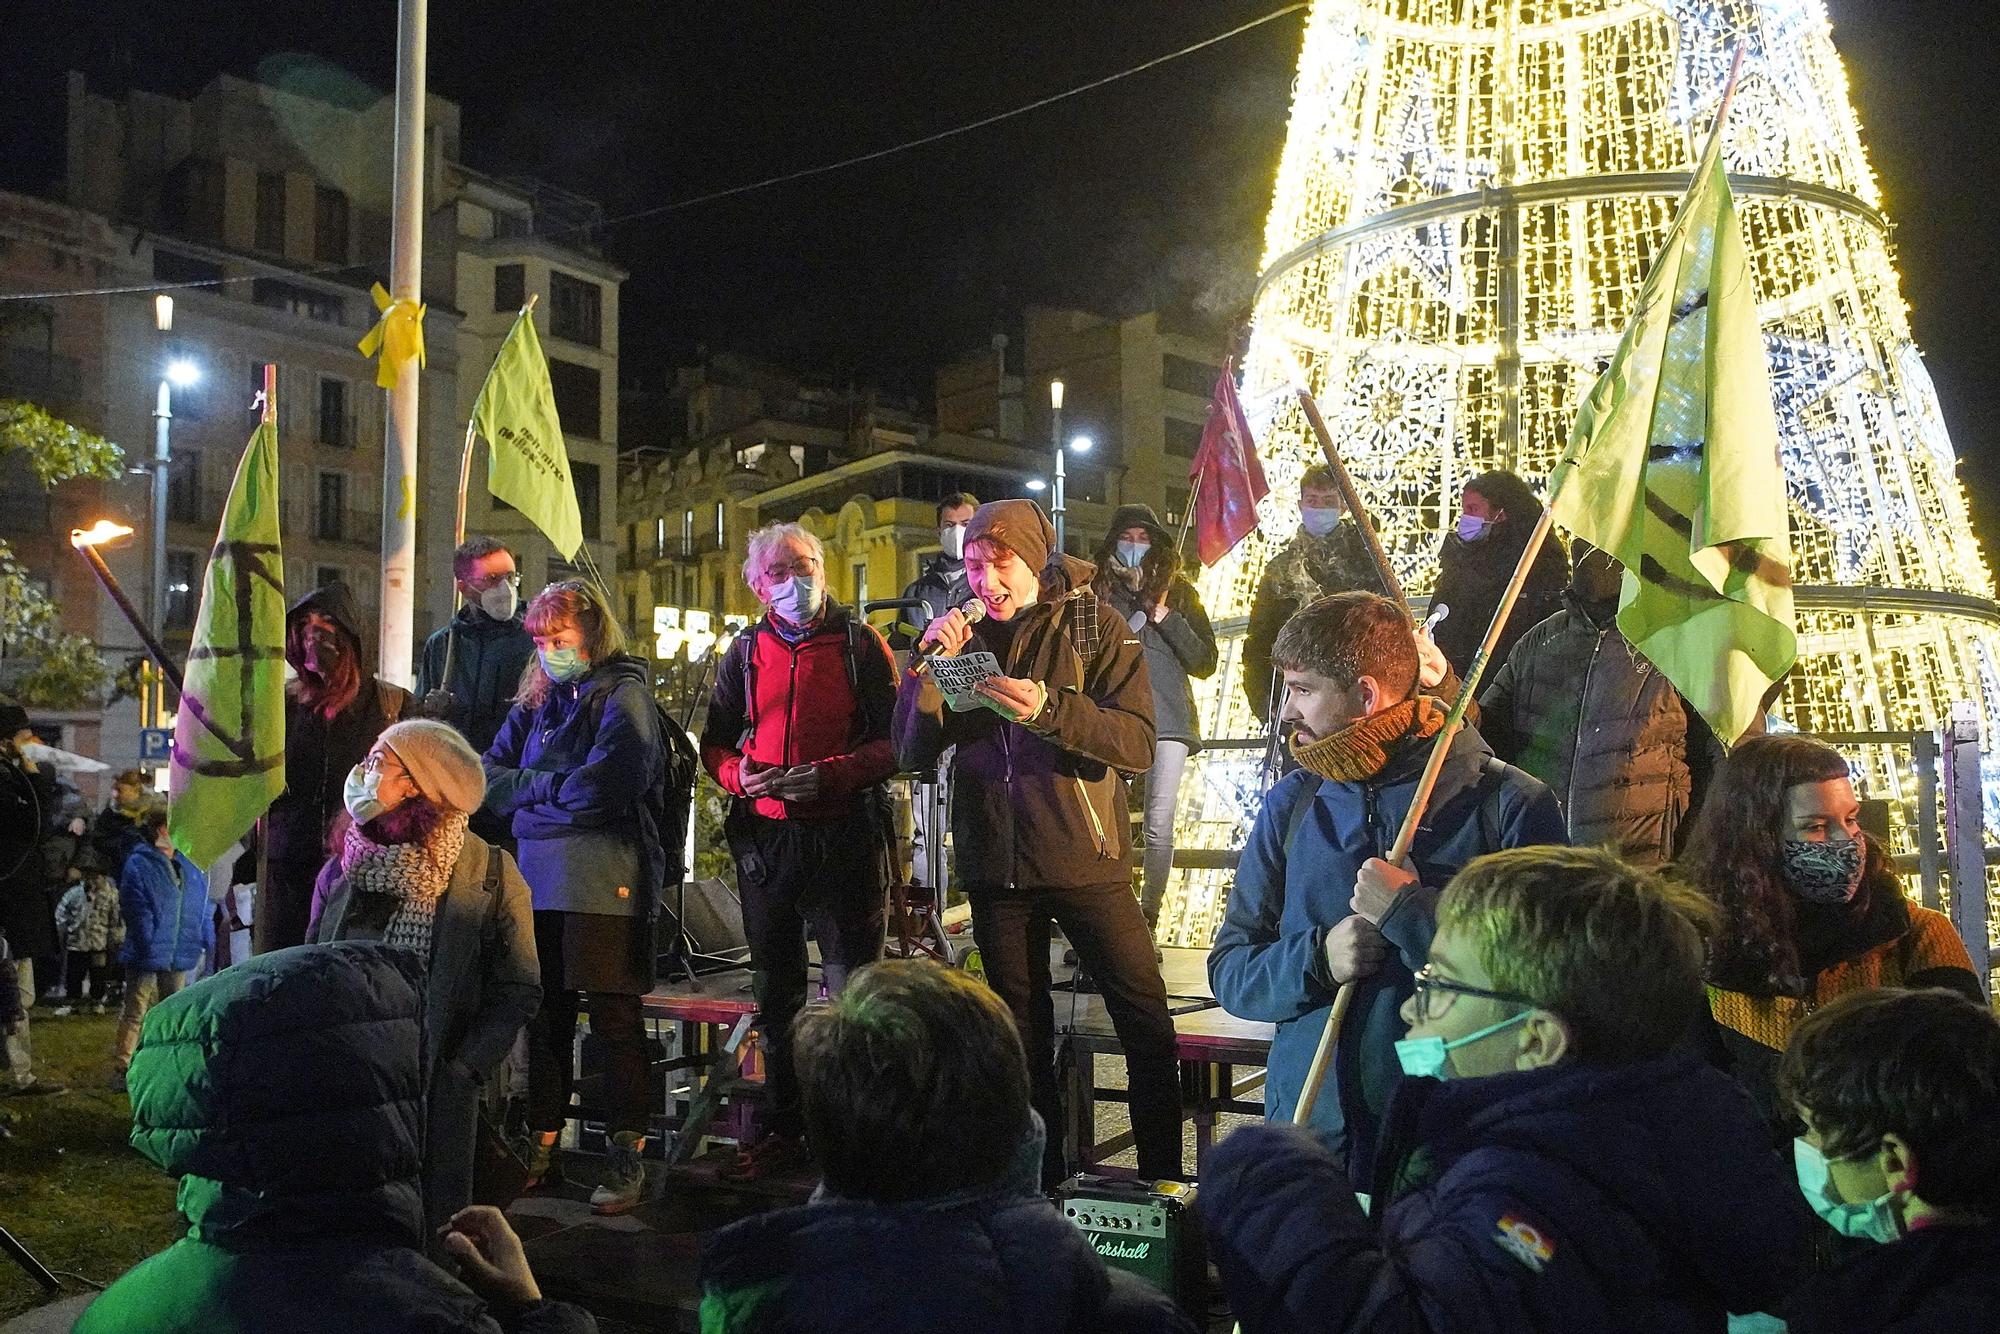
[483,655,665,916]
[1783,1219,2000,1333]
[1208,723,1566,1178]
[117,842,212,971]
[416,605,536,756]
[1198,1050,1808,1334]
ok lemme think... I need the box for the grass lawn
[0,1009,179,1322]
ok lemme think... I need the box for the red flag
[1189,358,1268,566]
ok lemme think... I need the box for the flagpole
[252,362,276,957]
[1295,53,1756,1120]
[1292,385,1411,617]
[1174,470,1204,555]
[378,0,428,691]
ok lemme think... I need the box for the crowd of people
[3,472,1995,1332]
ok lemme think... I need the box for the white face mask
[940,524,967,561]
[476,580,518,621]
[766,575,824,625]
[1300,507,1343,538]
[1115,540,1150,569]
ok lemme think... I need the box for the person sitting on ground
[310,719,541,1237]
[111,807,211,1089]
[1209,591,1565,1184]
[699,958,1197,1334]
[75,942,597,1334]
[1678,734,1980,1133]
[1777,987,2000,1333]
[1200,845,1807,1333]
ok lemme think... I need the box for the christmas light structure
[1164,1,2000,950]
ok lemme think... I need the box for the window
[571,461,601,540]
[252,278,343,324]
[1164,485,1192,527]
[626,523,639,566]
[681,507,694,557]
[1165,415,1205,458]
[549,272,602,347]
[152,249,222,285]
[317,472,347,541]
[165,551,199,631]
[318,378,350,447]
[547,358,601,437]
[167,454,202,524]
[714,500,726,549]
[493,263,524,313]
[655,516,666,559]
[1162,353,1222,398]
[255,170,287,252]
[314,184,348,262]
[314,565,344,593]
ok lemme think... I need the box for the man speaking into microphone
[894,499,1184,1187]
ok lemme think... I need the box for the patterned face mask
[1780,837,1864,904]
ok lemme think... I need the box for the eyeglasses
[360,751,409,779]
[468,570,521,591]
[763,556,822,579]
[1410,964,1535,1024]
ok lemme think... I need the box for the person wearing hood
[1428,470,1570,680]
[900,491,981,635]
[1476,542,1726,866]
[700,521,898,1182]
[1091,504,1218,935]
[1200,846,1809,1334]
[416,537,536,761]
[1208,593,1565,1181]
[1678,735,1979,1134]
[894,498,1183,1186]
[75,943,596,1334]
[311,719,541,1237]
[699,958,1196,1334]
[110,806,212,1085]
[1242,466,1390,721]
[1777,987,2000,1334]
[259,582,413,953]
[484,580,666,1215]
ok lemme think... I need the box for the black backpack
[646,695,700,885]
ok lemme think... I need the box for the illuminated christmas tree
[1166,0,2000,947]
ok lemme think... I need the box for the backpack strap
[482,841,504,895]
[377,678,406,726]
[1283,776,1325,862]
[1475,754,1510,850]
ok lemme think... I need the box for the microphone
[913,599,987,669]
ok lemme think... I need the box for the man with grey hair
[701,521,898,1181]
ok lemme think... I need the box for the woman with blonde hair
[484,580,667,1215]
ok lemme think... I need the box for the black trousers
[526,911,652,1136]
[64,950,116,1001]
[969,880,1183,1185]
[729,809,888,1139]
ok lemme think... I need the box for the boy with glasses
[1200,845,1805,1332]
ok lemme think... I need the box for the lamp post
[150,296,199,636]
[1049,378,1066,549]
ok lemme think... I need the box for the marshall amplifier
[1056,1175,1205,1315]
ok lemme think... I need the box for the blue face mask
[538,645,588,683]
[1395,1009,1531,1080]
[1115,540,1150,569]
[1300,507,1343,538]
[343,764,394,825]
[1456,514,1491,542]
[1793,1138,1903,1243]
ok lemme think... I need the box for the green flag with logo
[473,308,583,559]
[1549,118,1796,745]
[169,415,286,869]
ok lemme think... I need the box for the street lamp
[1048,379,1066,547]
[1025,478,1048,493]
[151,292,198,639]
[165,359,201,388]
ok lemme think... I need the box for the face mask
[1116,540,1150,569]
[766,575,824,625]
[538,646,588,684]
[1793,1138,1903,1242]
[343,764,397,826]
[1394,1009,1532,1080]
[1782,837,1865,905]
[476,580,518,622]
[940,524,967,561]
[1456,514,1491,542]
[1300,507,1343,538]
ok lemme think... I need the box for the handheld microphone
[913,599,988,668]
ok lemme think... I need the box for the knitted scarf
[340,809,466,956]
[1291,696,1448,782]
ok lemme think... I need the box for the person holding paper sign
[893,498,1182,1188]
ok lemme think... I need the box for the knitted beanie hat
[379,719,487,814]
[964,499,1056,574]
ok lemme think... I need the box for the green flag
[169,415,286,869]
[473,309,583,559]
[1549,117,1796,746]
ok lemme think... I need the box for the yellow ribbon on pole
[357,282,427,390]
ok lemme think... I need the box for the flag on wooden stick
[1190,357,1268,566]
[473,308,584,560]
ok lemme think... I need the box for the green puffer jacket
[1477,600,1725,867]
[74,943,594,1334]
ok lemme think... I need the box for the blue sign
[139,728,173,764]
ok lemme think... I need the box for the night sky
[5,1,1996,554]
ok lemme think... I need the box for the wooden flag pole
[1293,385,1411,618]
[1174,469,1204,556]
[252,362,277,956]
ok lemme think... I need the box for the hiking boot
[521,1134,565,1192]
[718,1133,809,1183]
[590,1131,648,1215]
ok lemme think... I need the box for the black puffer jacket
[76,943,595,1334]
[893,556,1155,890]
[1477,598,1724,866]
